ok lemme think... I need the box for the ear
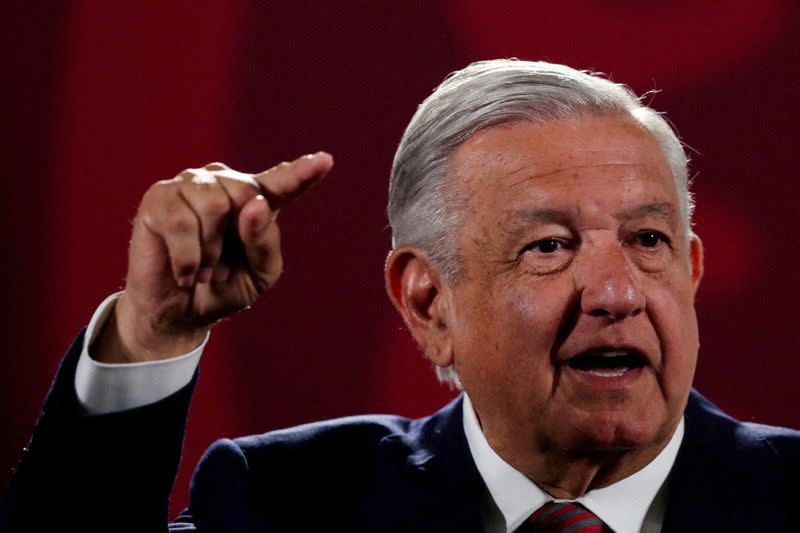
[689,233,704,292]
[384,246,454,368]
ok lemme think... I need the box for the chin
[557,410,666,454]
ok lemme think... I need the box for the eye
[634,231,670,248]
[523,238,568,254]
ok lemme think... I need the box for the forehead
[448,115,678,216]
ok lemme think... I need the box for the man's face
[444,115,702,468]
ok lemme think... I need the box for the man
[2,59,799,532]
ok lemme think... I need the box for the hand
[93,153,334,363]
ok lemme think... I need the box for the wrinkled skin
[387,114,703,497]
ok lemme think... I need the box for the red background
[4,1,800,516]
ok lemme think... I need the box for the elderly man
[2,60,799,532]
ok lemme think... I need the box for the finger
[203,162,230,172]
[178,165,261,272]
[237,194,283,292]
[178,178,231,284]
[253,152,334,212]
[179,164,259,199]
[215,170,261,210]
[212,171,263,276]
[145,186,202,288]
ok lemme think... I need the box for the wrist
[91,293,208,363]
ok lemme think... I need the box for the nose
[575,242,645,321]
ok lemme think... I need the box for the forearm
[1,328,198,531]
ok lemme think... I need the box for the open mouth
[566,349,648,378]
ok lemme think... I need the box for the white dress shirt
[75,295,682,532]
[462,394,683,533]
[74,292,206,414]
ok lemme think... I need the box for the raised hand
[92,153,334,363]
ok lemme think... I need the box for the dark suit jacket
[2,329,800,532]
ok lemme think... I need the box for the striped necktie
[517,501,607,532]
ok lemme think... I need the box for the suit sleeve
[0,329,197,532]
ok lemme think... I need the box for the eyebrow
[507,207,574,226]
[616,202,677,223]
[506,202,678,228]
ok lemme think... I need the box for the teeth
[587,368,628,377]
[592,350,630,358]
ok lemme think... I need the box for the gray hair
[387,59,693,387]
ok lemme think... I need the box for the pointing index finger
[253,152,334,211]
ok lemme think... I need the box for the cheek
[504,282,573,352]
[452,281,571,386]
[645,277,699,393]
[487,280,575,389]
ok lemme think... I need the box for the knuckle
[145,179,174,200]
[219,177,260,204]
[204,162,229,171]
[187,170,217,186]
[196,194,230,220]
[166,212,196,235]
[139,183,176,221]
[236,174,261,191]
[139,188,156,209]
[175,170,197,182]
[216,169,259,190]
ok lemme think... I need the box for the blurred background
[3,0,799,515]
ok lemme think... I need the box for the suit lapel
[370,395,486,533]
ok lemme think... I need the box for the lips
[566,348,648,377]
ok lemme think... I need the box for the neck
[531,449,655,499]
[486,427,677,500]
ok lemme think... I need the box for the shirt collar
[462,394,684,533]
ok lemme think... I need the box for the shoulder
[219,412,421,477]
[182,396,482,531]
[195,413,414,477]
[187,414,418,518]
[237,412,417,452]
[194,397,465,490]
[664,390,800,529]
[686,390,800,447]
[739,418,800,460]
[682,389,800,482]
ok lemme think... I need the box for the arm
[0,328,197,531]
[1,154,334,531]
[75,292,205,415]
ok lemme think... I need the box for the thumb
[238,195,283,291]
